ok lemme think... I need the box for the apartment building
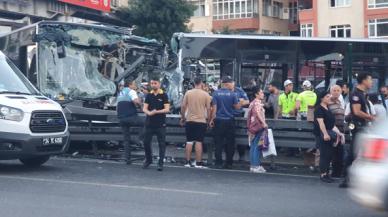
[0,0,125,33]
[299,0,388,38]
[186,0,213,33]
[187,0,298,35]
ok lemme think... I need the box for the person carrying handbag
[247,86,268,173]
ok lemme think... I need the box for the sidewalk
[67,142,311,170]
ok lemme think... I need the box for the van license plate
[42,137,63,145]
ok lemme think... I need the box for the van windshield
[0,54,39,95]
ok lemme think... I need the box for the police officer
[209,76,241,169]
[279,80,298,119]
[340,73,374,188]
[279,80,299,157]
[117,80,141,165]
[296,80,317,120]
[231,81,250,162]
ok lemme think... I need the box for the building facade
[299,0,388,38]
[186,0,213,33]
[0,0,126,33]
[187,0,299,36]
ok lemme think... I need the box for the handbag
[247,103,263,134]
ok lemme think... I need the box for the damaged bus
[0,21,181,120]
[172,33,388,98]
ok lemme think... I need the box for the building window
[289,1,298,24]
[48,1,68,14]
[369,19,388,38]
[368,0,388,8]
[272,1,283,18]
[213,0,256,20]
[192,0,206,17]
[263,0,272,16]
[330,25,351,38]
[300,24,313,37]
[263,0,284,18]
[330,0,351,7]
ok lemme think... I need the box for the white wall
[317,1,364,38]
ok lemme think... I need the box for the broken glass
[38,41,116,100]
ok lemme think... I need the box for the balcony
[212,16,260,31]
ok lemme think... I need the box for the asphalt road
[0,158,385,217]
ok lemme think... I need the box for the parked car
[349,120,388,212]
[0,51,70,167]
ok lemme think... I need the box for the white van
[0,51,69,167]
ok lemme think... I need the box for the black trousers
[214,119,235,166]
[237,145,246,159]
[332,144,344,177]
[120,121,132,161]
[318,136,334,174]
[143,127,166,165]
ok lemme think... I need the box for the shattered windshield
[37,24,123,100]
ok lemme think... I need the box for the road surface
[0,158,385,217]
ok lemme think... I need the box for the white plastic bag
[263,129,277,158]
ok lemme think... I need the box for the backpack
[247,101,264,134]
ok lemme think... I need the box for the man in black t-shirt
[142,77,170,171]
[340,73,374,188]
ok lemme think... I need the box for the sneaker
[251,167,266,173]
[320,174,334,183]
[157,164,163,171]
[142,161,152,169]
[258,166,267,173]
[194,162,207,169]
[184,160,193,168]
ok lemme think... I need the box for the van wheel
[19,156,50,167]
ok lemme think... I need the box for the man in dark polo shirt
[210,76,241,169]
[142,77,170,171]
[340,72,374,188]
[117,80,141,165]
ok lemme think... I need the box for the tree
[118,0,195,43]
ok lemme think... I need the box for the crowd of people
[115,73,388,186]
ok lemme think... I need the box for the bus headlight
[0,105,24,122]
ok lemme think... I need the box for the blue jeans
[250,131,263,167]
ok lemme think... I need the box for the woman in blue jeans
[247,87,268,173]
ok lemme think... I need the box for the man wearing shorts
[180,78,212,168]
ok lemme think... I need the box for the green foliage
[118,0,195,42]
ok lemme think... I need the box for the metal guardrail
[68,113,319,164]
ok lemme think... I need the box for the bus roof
[0,21,127,37]
[0,21,163,47]
[174,32,388,44]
